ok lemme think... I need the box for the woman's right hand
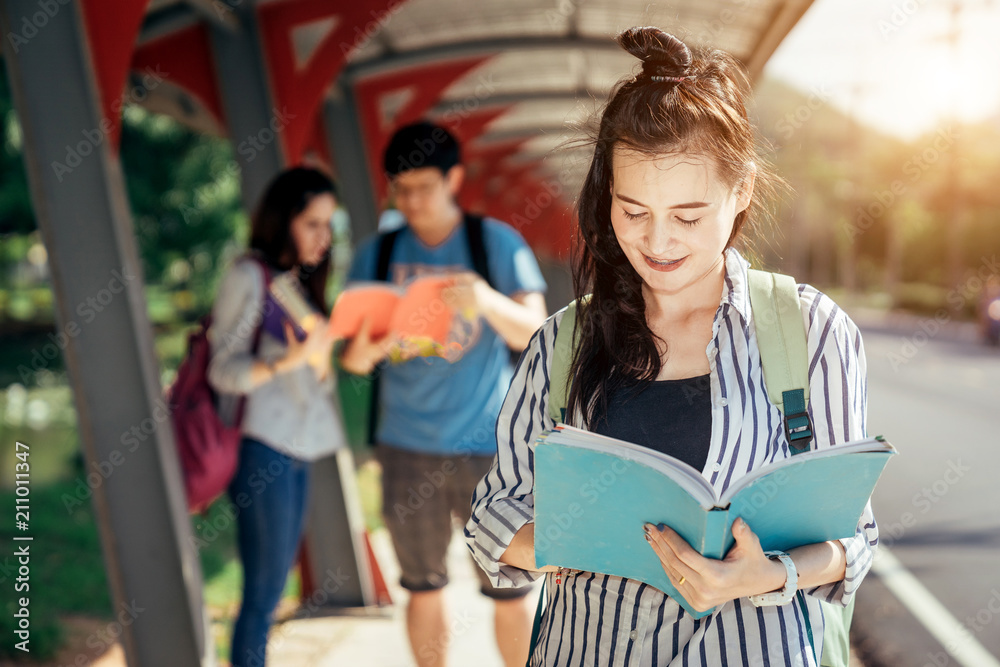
[339,317,396,375]
[279,320,336,373]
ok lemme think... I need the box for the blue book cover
[533,425,896,619]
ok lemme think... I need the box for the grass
[0,477,307,663]
[0,458,382,662]
[0,325,385,661]
[0,479,111,660]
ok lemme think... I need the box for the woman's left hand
[644,518,787,612]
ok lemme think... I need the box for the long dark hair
[566,26,780,427]
[249,167,336,315]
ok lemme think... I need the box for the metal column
[325,85,380,242]
[0,0,213,664]
[208,1,286,212]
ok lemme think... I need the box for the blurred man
[340,121,547,667]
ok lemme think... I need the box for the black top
[592,374,713,472]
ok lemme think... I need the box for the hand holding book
[533,425,896,618]
[644,518,794,614]
[330,275,480,365]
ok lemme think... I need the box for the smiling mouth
[645,255,684,266]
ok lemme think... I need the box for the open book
[329,277,459,355]
[533,424,896,618]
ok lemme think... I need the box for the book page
[329,282,402,339]
[551,425,719,508]
[389,276,456,345]
[718,436,896,506]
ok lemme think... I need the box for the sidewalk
[267,527,528,666]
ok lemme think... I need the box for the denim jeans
[227,437,310,667]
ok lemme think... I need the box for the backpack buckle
[784,410,813,455]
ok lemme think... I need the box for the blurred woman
[207,167,345,667]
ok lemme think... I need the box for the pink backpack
[168,258,270,513]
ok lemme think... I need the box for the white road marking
[871,546,1000,667]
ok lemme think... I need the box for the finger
[644,525,680,578]
[731,517,760,546]
[647,525,699,585]
[725,517,764,562]
[657,523,710,572]
[356,316,372,341]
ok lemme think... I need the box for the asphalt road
[850,322,1000,667]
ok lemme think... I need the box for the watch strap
[749,550,797,607]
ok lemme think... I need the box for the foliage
[119,106,247,315]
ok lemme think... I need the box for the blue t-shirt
[346,217,547,456]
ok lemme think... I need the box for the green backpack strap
[746,269,813,454]
[747,269,853,667]
[548,299,584,424]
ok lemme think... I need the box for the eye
[677,217,702,226]
[622,210,646,221]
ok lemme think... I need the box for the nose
[645,217,675,256]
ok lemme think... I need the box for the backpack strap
[376,214,492,286]
[376,228,402,282]
[463,213,494,288]
[746,269,813,454]
[234,255,272,426]
[548,300,579,424]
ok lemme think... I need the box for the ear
[445,165,465,196]
[736,162,756,213]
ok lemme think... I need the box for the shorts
[376,443,533,601]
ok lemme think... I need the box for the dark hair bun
[617,26,692,79]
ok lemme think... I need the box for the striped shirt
[465,248,877,666]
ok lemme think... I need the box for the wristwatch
[748,551,797,607]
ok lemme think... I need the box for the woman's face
[289,192,335,266]
[609,148,752,298]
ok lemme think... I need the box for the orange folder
[329,276,456,345]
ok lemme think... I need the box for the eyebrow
[614,193,710,210]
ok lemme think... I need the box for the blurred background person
[339,121,548,667]
[207,167,344,667]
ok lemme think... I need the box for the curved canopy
[129,0,813,256]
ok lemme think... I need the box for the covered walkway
[0,0,813,663]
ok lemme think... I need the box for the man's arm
[447,273,547,351]
[477,286,547,352]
